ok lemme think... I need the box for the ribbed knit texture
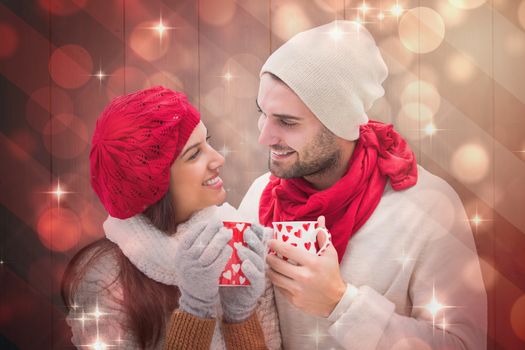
[163,310,216,350]
[221,312,267,350]
[261,20,388,141]
[239,166,487,350]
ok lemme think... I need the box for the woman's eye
[188,149,200,160]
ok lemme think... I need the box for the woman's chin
[215,189,227,205]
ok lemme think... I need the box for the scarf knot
[259,120,418,262]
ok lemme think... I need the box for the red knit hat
[90,86,200,219]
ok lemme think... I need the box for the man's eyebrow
[256,99,300,120]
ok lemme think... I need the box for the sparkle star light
[329,22,344,41]
[467,204,491,234]
[218,67,237,84]
[43,179,73,207]
[471,214,482,225]
[425,123,437,136]
[72,310,91,332]
[414,283,457,332]
[219,144,234,158]
[223,71,233,82]
[90,304,108,320]
[298,320,329,350]
[358,2,370,15]
[88,338,109,350]
[395,249,414,271]
[90,68,109,85]
[145,14,175,45]
[391,3,404,17]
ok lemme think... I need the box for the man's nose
[258,117,279,146]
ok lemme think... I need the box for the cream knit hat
[260,20,388,140]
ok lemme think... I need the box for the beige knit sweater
[239,166,487,350]
[65,205,282,349]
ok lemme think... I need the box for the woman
[61,86,281,349]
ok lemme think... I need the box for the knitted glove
[175,219,233,319]
[219,223,269,322]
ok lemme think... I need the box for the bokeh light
[519,1,525,31]
[42,113,89,159]
[390,337,431,350]
[401,80,441,115]
[398,7,445,54]
[26,86,74,133]
[448,0,488,10]
[273,3,311,41]
[378,36,415,75]
[106,66,149,100]
[399,102,434,122]
[36,207,82,252]
[49,45,93,89]
[450,143,490,184]
[446,52,476,83]
[199,0,237,26]
[510,294,525,341]
[0,22,19,58]
[504,32,525,56]
[436,1,467,27]
[396,102,434,141]
[37,0,88,16]
[79,200,106,240]
[129,21,170,62]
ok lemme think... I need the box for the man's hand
[266,216,347,317]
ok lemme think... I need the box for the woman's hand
[219,223,269,323]
[175,219,233,319]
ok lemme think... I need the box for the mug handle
[315,227,332,255]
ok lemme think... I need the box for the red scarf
[259,121,418,262]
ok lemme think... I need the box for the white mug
[271,221,331,263]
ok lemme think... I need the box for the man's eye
[280,119,296,127]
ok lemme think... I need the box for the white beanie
[260,20,388,141]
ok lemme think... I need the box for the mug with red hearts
[219,221,251,286]
[271,221,332,263]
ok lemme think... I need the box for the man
[239,21,487,349]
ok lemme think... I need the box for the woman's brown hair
[61,191,180,349]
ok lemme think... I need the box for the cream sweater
[238,166,487,350]
[65,205,282,349]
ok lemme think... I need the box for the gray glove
[175,219,233,319]
[219,223,269,322]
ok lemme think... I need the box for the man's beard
[269,128,342,179]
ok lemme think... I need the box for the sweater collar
[103,204,235,285]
